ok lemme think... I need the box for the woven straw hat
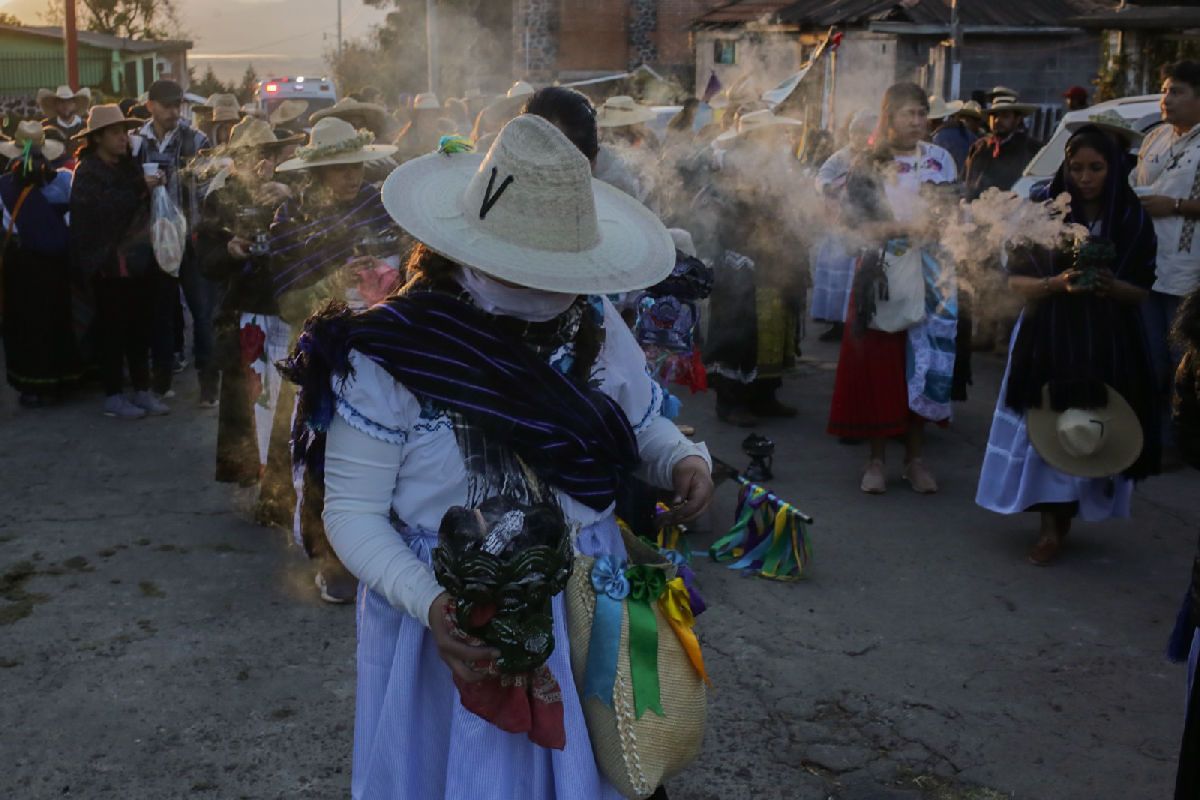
[597,96,657,129]
[988,95,1037,116]
[381,113,674,293]
[1026,384,1143,478]
[928,96,964,120]
[225,117,305,152]
[714,109,803,143]
[507,81,535,99]
[1065,110,1145,147]
[37,85,91,118]
[196,93,241,123]
[268,99,309,126]
[71,103,142,140]
[0,120,65,162]
[955,100,984,120]
[275,117,396,171]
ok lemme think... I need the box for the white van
[1011,94,1164,198]
[250,76,338,128]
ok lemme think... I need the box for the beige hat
[0,120,65,162]
[310,97,388,128]
[275,117,397,172]
[988,85,1019,101]
[413,92,441,111]
[1027,384,1143,478]
[507,81,535,99]
[268,99,309,126]
[37,85,91,118]
[596,96,656,129]
[71,103,142,140]
[714,109,803,143]
[928,96,964,121]
[955,100,984,120]
[196,93,241,123]
[224,117,305,152]
[1065,109,1145,147]
[240,102,265,119]
[381,114,674,294]
[988,96,1037,116]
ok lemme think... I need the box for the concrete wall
[694,29,809,101]
[957,34,1100,106]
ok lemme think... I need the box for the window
[714,39,737,65]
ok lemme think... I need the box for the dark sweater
[963,130,1042,200]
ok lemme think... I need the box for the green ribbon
[625,564,666,719]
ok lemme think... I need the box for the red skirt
[827,296,910,439]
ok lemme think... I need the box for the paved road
[0,337,1194,799]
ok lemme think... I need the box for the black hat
[147,79,183,105]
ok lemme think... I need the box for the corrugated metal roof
[697,0,1108,29]
[694,1,796,26]
[0,24,191,52]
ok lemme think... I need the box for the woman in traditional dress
[975,126,1159,564]
[264,116,402,602]
[282,114,713,798]
[1,121,81,406]
[826,83,959,493]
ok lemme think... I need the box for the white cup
[142,163,161,177]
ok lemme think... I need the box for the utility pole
[64,0,79,90]
[337,0,343,58]
[948,0,962,100]
[426,0,438,95]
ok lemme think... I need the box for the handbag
[868,240,926,333]
[565,527,707,799]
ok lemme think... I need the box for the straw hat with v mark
[382,114,674,293]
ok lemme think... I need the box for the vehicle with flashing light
[250,76,338,128]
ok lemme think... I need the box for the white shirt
[885,142,958,224]
[1132,122,1200,296]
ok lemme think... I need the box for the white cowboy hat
[413,92,441,111]
[714,109,804,143]
[955,100,984,120]
[268,99,309,127]
[194,93,241,123]
[71,103,143,140]
[596,96,657,129]
[988,96,1037,116]
[507,81,535,99]
[0,120,65,162]
[37,85,91,117]
[928,96,964,120]
[381,114,674,294]
[1027,384,1143,478]
[223,117,305,152]
[1065,109,1146,147]
[987,85,1019,101]
[275,117,398,172]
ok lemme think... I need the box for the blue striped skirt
[351,518,626,799]
[810,236,856,323]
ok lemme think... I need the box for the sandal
[860,460,886,494]
[1028,532,1064,566]
[903,459,939,494]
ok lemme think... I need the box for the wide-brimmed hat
[507,81,535,99]
[310,97,388,129]
[1027,384,1143,478]
[194,93,241,123]
[597,96,657,128]
[987,85,1019,102]
[0,120,65,162]
[955,100,984,120]
[715,109,804,143]
[380,114,674,294]
[71,103,143,140]
[1065,110,1145,147]
[413,92,441,111]
[928,96,964,120]
[988,96,1038,116]
[224,117,305,152]
[37,85,91,118]
[275,117,397,172]
[268,99,309,126]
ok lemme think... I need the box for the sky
[1,0,392,84]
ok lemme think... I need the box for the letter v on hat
[458,117,600,253]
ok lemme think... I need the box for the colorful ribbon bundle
[708,476,813,581]
[654,501,692,563]
[582,555,710,720]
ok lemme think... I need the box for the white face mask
[456,267,578,322]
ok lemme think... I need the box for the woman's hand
[144,172,164,191]
[1090,268,1116,297]
[428,592,499,683]
[658,455,715,529]
[1057,269,1086,293]
[227,237,250,260]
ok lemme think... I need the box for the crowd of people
[2,59,1200,798]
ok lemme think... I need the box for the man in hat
[134,79,219,404]
[963,95,1042,201]
[38,85,91,140]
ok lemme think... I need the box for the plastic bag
[151,186,187,277]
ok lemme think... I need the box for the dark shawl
[280,291,640,512]
[1005,125,1160,479]
[69,153,152,280]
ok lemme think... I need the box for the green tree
[81,0,181,40]
[236,64,259,104]
[192,65,231,99]
[0,11,23,26]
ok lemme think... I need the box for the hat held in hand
[1026,384,1143,478]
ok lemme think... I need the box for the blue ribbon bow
[581,555,629,705]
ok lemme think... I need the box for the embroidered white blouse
[321,296,711,627]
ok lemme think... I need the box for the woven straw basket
[565,533,707,799]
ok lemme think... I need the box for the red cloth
[445,601,566,750]
[827,293,910,439]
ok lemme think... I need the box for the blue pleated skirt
[351,518,626,800]
[810,236,856,323]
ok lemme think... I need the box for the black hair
[1163,60,1200,95]
[75,129,141,185]
[522,87,599,162]
[1174,289,1200,353]
[868,82,930,161]
[1064,129,1114,163]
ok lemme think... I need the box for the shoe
[315,570,357,604]
[860,459,886,494]
[156,389,176,400]
[750,398,799,418]
[130,390,170,416]
[198,369,219,408]
[818,323,844,343]
[172,353,188,374]
[103,394,147,420]
[1028,532,1064,566]
[716,406,758,428]
[902,459,939,494]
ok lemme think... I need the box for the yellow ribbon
[659,577,711,687]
